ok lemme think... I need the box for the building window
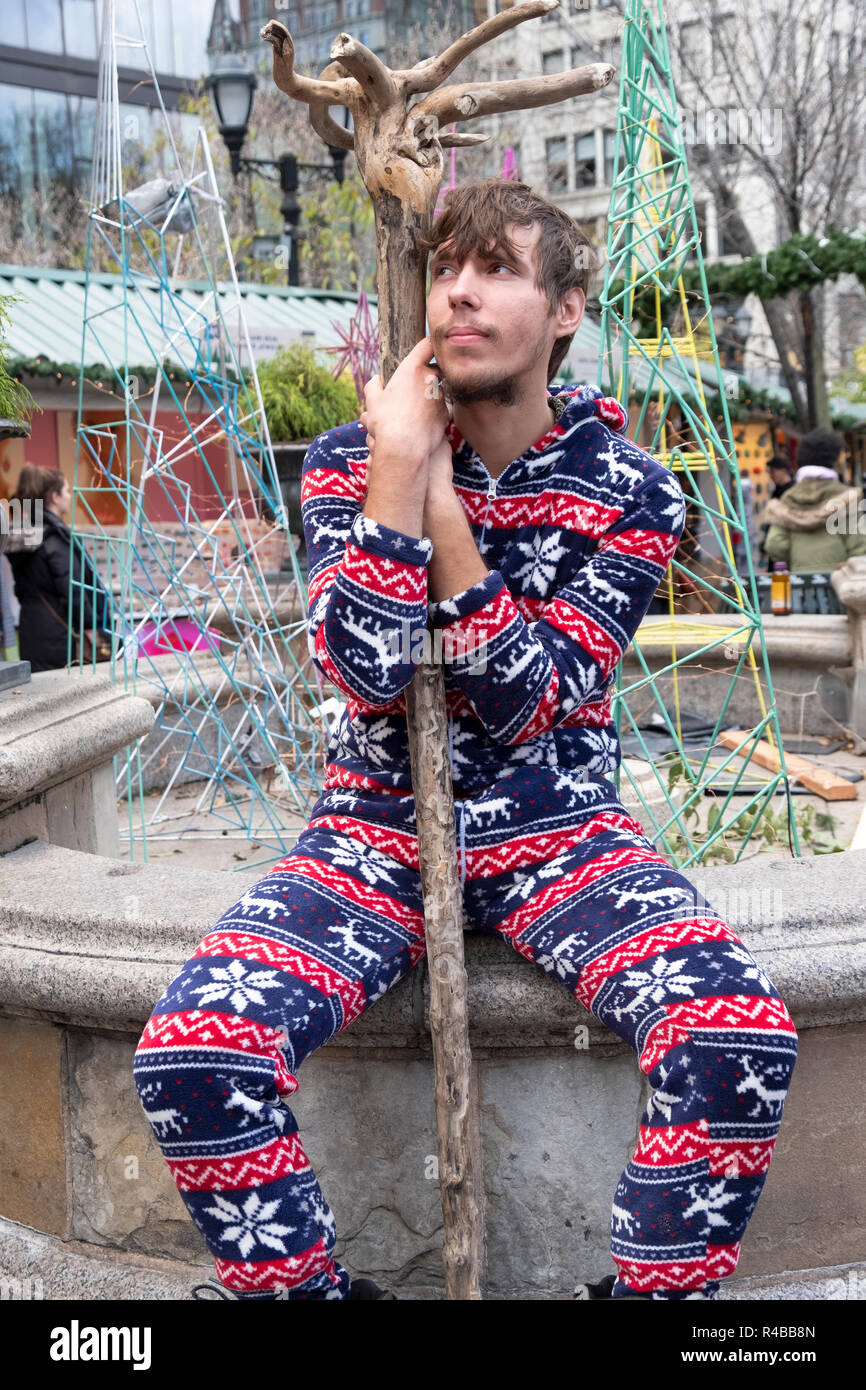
[713,13,737,76]
[574,132,597,188]
[543,50,566,75]
[678,20,705,75]
[601,35,620,69]
[546,136,568,194]
[602,129,617,185]
[5,0,27,46]
[25,0,64,54]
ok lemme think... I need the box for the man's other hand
[361,337,450,539]
[362,336,449,471]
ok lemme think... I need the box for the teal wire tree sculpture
[598,0,801,863]
[72,0,332,856]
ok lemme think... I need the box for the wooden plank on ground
[717,731,857,801]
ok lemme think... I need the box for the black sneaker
[192,1282,236,1300]
[573,1273,652,1300]
[193,1276,398,1300]
[349,1277,398,1301]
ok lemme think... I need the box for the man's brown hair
[420,177,599,383]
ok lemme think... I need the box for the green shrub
[255,345,359,443]
[0,296,37,426]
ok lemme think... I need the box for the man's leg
[462,768,798,1300]
[134,800,424,1300]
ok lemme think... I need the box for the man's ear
[556,286,586,338]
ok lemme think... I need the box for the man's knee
[132,944,303,1138]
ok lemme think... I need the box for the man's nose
[447,266,482,305]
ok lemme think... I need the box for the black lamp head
[206,53,257,177]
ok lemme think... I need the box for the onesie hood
[548,382,630,435]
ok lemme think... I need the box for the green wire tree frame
[598,0,801,866]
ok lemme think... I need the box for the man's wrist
[373,444,432,474]
[364,451,430,537]
[424,487,464,524]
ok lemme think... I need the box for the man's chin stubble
[446,374,520,407]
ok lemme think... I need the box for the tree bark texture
[371,178,485,1302]
[405,668,485,1301]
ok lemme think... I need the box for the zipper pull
[480,476,497,548]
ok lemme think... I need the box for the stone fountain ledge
[1,840,866,1039]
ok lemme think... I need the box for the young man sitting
[134,179,798,1302]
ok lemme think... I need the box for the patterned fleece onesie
[134,384,798,1300]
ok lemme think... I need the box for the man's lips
[445,327,489,342]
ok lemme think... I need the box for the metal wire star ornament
[325,289,380,406]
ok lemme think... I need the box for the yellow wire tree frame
[597,0,800,865]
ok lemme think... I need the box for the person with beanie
[763,429,866,580]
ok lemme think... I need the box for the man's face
[426,222,582,406]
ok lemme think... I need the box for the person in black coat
[6,465,113,672]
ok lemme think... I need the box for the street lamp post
[206,54,347,285]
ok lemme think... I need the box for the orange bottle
[771,561,792,615]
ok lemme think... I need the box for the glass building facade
[2,0,211,77]
[0,1,481,251]
[0,0,214,246]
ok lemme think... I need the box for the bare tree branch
[400,0,559,96]
[330,32,397,110]
[261,20,355,106]
[414,63,614,125]
[308,61,356,151]
[439,131,490,148]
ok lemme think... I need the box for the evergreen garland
[695,227,866,301]
[608,227,866,339]
[6,347,361,443]
[6,355,195,392]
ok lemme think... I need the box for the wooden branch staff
[262,0,613,1300]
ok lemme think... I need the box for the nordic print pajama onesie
[134,386,798,1300]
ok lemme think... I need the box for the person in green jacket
[763,428,866,574]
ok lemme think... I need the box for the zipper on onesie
[480,472,498,547]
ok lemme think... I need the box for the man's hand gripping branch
[361,336,488,603]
